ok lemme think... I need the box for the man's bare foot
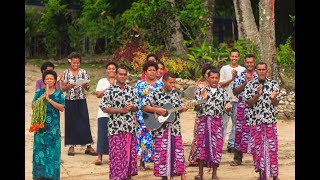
[194,174,203,180]
[211,175,219,180]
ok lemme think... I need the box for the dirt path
[25,64,295,180]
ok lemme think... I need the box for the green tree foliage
[68,18,85,53]
[25,7,45,57]
[178,0,208,42]
[79,0,111,49]
[121,0,208,49]
[185,38,260,79]
[38,0,68,57]
[121,0,176,47]
[79,0,124,54]
[276,36,295,70]
[233,39,260,65]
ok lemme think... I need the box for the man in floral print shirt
[142,72,188,180]
[230,54,258,166]
[99,66,139,180]
[193,69,232,180]
[243,62,281,180]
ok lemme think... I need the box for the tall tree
[165,0,187,56]
[233,0,260,48]
[258,0,278,80]
[203,0,215,45]
[233,0,279,82]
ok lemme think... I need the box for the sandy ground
[25,64,295,180]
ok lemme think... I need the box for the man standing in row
[142,72,188,180]
[230,54,258,166]
[219,49,245,152]
[243,62,280,180]
[100,66,139,180]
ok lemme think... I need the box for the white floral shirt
[195,86,230,117]
[243,78,281,126]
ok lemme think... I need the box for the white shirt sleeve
[96,78,110,92]
[219,66,227,82]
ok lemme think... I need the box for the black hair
[146,53,159,62]
[201,64,217,78]
[230,49,240,55]
[207,69,220,77]
[256,62,268,69]
[116,65,128,74]
[105,61,118,69]
[143,60,158,72]
[40,61,55,74]
[42,70,58,85]
[68,52,82,63]
[157,60,165,67]
[162,72,177,80]
[244,54,256,61]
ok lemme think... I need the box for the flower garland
[29,95,47,132]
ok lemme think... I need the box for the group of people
[31,52,99,180]
[216,50,280,180]
[30,50,281,180]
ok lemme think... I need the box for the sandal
[85,145,98,156]
[68,147,75,156]
[230,161,241,166]
[94,159,102,165]
[85,149,98,156]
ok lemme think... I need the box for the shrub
[160,57,188,78]
[276,36,295,70]
[111,37,148,73]
[132,51,148,73]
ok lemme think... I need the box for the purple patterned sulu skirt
[153,124,186,177]
[195,115,224,167]
[234,100,253,153]
[108,132,138,180]
[251,123,278,178]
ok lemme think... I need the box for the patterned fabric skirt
[96,117,109,154]
[187,118,200,164]
[251,123,278,178]
[154,125,186,177]
[64,99,94,146]
[136,123,155,163]
[108,132,138,180]
[234,101,252,153]
[33,131,61,180]
[195,115,223,167]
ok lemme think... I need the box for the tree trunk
[25,43,30,58]
[259,0,280,82]
[233,0,281,84]
[204,0,215,45]
[165,0,187,56]
[233,0,260,51]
